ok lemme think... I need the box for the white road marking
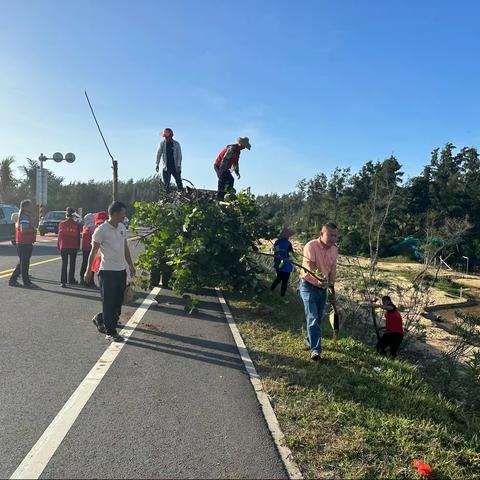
[215,288,303,480]
[10,287,161,480]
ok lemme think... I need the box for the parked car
[38,210,66,235]
[0,204,19,242]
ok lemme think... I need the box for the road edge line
[215,288,303,480]
[9,287,161,480]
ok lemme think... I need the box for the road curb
[215,288,303,480]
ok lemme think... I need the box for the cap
[94,211,108,225]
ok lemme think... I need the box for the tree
[0,157,17,204]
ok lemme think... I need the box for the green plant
[132,191,276,296]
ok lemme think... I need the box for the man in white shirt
[84,201,135,342]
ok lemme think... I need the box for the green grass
[226,284,480,479]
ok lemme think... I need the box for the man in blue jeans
[299,223,338,361]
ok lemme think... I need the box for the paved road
[0,234,286,479]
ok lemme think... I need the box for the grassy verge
[226,284,480,479]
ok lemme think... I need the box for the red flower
[412,459,433,477]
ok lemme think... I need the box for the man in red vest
[214,137,251,200]
[9,199,37,288]
[58,207,81,288]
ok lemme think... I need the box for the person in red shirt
[57,207,81,288]
[214,137,251,200]
[9,199,38,288]
[375,295,404,358]
[91,211,108,276]
[80,213,95,287]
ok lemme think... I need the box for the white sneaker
[105,334,125,343]
[310,351,321,362]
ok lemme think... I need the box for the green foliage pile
[133,192,276,295]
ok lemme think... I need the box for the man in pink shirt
[299,222,338,361]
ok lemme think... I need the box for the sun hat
[237,137,251,150]
[279,227,295,239]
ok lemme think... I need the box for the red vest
[15,216,36,244]
[81,226,93,251]
[214,144,240,171]
[58,218,80,250]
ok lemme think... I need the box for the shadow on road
[0,245,59,258]
[126,334,245,372]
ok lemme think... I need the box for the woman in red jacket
[57,207,81,288]
[9,199,37,288]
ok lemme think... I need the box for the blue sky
[1,0,480,195]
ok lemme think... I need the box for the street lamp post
[32,152,76,223]
[462,256,469,274]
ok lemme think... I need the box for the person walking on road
[84,202,136,342]
[58,207,81,288]
[79,213,95,287]
[270,227,295,298]
[299,222,338,361]
[156,127,183,193]
[9,199,38,288]
[89,211,109,330]
[214,137,251,200]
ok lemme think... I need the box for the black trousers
[270,271,291,297]
[10,243,33,284]
[162,168,183,192]
[79,249,93,283]
[376,332,403,358]
[150,260,172,288]
[60,248,78,284]
[99,270,127,335]
[215,166,235,200]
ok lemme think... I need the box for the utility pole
[85,91,118,201]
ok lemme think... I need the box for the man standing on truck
[214,137,251,200]
[156,128,183,193]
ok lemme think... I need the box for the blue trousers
[299,280,327,353]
